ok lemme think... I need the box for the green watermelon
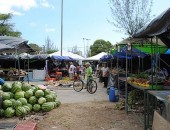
[31,85,39,94]
[2,83,12,92]
[14,91,25,99]
[11,81,22,93]
[16,106,27,117]
[3,100,13,109]
[33,104,41,112]
[17,98,27,105]
[44,89,51,96]
[0,90,3,96]
[35,90,44,98]
[13,100,22,108]
[38,97,46,105]
[9,98,16,107]
[28,96,37,105]
[55,100,61,107]
[45,94,54,102]
[4,107,15,118]
[22,82,31,91]
[24,90,33,99]
[0,109,4,117]
[8,92,14,98]
[23,105,31,113]
[41,102,55,112]
[25,103,32,111]
[2,92,11,100]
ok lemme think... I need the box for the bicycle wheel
[87,80,97,94]
[73,79,84,92]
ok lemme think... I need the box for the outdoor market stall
[130,7,170,130]
[0,36,34,81]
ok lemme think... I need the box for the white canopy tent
[83,52,107,61]
[49,51,85,65]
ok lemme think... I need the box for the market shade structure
[165,49,170,54]
[51,55,75,61]
[100,54,113,61]
[0,36,34,53]
[133,7,170,48]
[49,51,84,60]
[83,52,107,61]
[116,38,167,54]
[120,46,148,58]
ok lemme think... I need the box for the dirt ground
[37,101,144,130]
[0,80,144,130]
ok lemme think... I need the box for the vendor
[101,62,109,88]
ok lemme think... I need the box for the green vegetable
[38,97,46,105]
[22,83,31,91]
[33,104,41,112]
[35,90,44,98]
[4,107,15,118]
[41,102,55,112]
[11,81,22,93]
[2,83,12,92]
[28,96,37,105]
[3,100,13,109]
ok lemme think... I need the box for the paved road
[49,81,109,103]
[7,79,109,104]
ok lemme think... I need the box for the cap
[85,62,90,65]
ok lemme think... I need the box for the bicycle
[73,76,97,94]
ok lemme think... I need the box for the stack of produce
[57,77,73,85]
[127,73,150,88]
[0,81,61,118]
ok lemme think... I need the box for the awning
[120,46,148,58]
[133,8,170,47]
[51,55,75,61]
[0,36,34,53]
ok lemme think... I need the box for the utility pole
[61,0,63,56]
[82,38,86,58]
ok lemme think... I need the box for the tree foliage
[28,43,42,54]
[90,39,113,56]
[0,13,21,37]
[109,0,153,36]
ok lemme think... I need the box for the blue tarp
[51,55,75,61]
[100,54,113,61]
[165,49,170,54]
[120,46,148,58]
[112,52,132,59]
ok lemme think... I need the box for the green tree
[0,13,21,37]
[90,39,113,56]
[109,0,152,37]
[47,50,58,54]
[28,43,42,54]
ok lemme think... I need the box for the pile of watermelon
[0,81,61,118]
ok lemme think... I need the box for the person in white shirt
[101,63,109,88]
[69,62,75,80]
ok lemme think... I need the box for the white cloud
[0,0,37,15]
[45,27,56,32]
[0,0,54,15]
[40,0,54,9]
[40,0,50,7]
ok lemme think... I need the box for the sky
[0,0,170,56]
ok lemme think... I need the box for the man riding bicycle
[73,62,97,94]
[85,62,92,88]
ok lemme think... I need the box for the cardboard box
[152,111,170,130]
